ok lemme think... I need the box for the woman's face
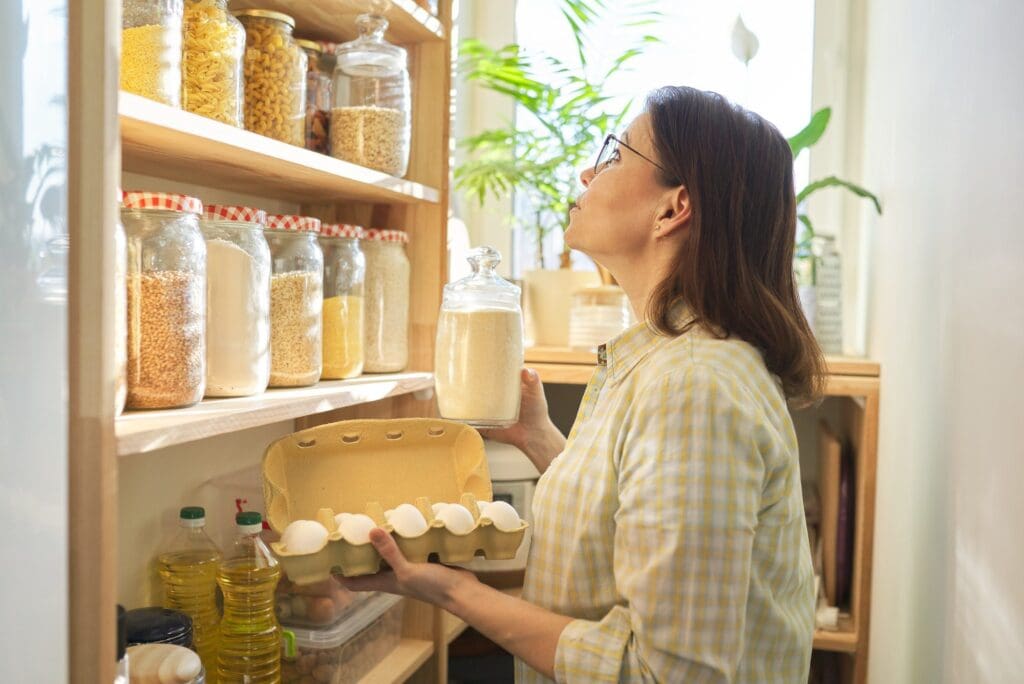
[564,113,668,262]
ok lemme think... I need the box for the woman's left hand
[340,528,479,608]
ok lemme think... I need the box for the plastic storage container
[319,224,366,379]
[298,39,332,153]
[200,204,272,397]
[435,247,523,428]
[182,0,245,126]
[360,229,409,373]
[275,575,366,629]
[281,593,403,684]
[331,13,411,176]
[236,10,307,146]
[122,191,206,410]
[121,0,184,107]
[568,284,634,351]
[265,214,324,387]
[124,607,194,647]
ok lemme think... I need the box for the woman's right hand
[480,368,565,473]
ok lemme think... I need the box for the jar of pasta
[264,214,323,387]
[235,10,307,146]
[182,0,245,126]
[331,13,411,176]
[200,205,272,397]
[121,191,207,410]
[121,0,184,107]
[297,40,332,154]
[360,229,409,373]
[319,224,366,379]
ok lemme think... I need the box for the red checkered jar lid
[362,228,409,244]
[203,204,267,225]
[122,191,204,215]
[320,223,364,239]
[266,214,322,233]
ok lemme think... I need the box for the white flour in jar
[205,238,270,396]
[434,308,523,425]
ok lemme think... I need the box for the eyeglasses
[593,133,671,176]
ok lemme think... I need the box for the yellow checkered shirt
[516,320,814,683]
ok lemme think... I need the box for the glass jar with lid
[235,10,307,146]
[121,191,207,410]
[297,40,332,154]
[265,214,323,387]
[114,191,128,415]
[319,224,366,379]
[121,0,184,107]
[568,284,635,351]
[360,229,410,372]
[331,13,411,176]
[200,205,272,397]
[435,247,523,427]
[182,0,245,126]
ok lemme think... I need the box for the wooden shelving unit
[358,639,435,684]
[230,0,445,43]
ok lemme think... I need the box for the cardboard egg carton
[263,418,528,584]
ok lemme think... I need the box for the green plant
[454,0,660,269]
[788,107,882,284]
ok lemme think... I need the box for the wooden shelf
[813,627,858,653]
[357,638,435,684]
[230,0,444,44]
[120,92,441,205]
[116,372,433,456]
[442,610,468,645]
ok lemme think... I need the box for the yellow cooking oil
[217,511,282,683]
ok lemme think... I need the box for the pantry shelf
[229,0,445,44]
[119,92,441,205]
[357,638,435,684]
[813,626,859,654]
[116,372,434,457]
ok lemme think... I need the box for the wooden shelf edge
[229,0,444,44]
[357,638,434,684]
[442,610,468,645]
[812,628,858,653]
[116,372,434,456]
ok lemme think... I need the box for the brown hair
[644,86,825,404]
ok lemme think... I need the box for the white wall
[856,0,1024,680]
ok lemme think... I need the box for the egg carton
[262,418,529,584]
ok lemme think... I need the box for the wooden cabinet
[68,1,453,681]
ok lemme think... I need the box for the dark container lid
[124,607,193,647]
[117,605,127,661]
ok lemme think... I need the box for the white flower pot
[523,269,601,347]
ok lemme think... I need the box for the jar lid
[362,228,408,243]
[124,607,193,647]
[320,223,364,239]
[266,214,322,234]
[232,9,296,28]
[122,191,203,215]
[335,13,406,74]
[203,204,267,225]
[441,246,521,312]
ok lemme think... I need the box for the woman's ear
[654,185,691,239]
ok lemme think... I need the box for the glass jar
[331,13,411,176]
[435,247,523,427]
[361,229,410,372]
[200,205,272,397]
[122,0,184,107]
[235,10,307,146]
[568,285,634,351]
[298,40,332,154]
[319,224,366,379]
[264,214,323,387]
[121,191,206,410]
[182,0,245,126]
[114,195,128,415]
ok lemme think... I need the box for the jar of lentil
[121,192,206,409]
[122,0,184,107]
[235,10,307,146]
[361,229,410,373]
[297,40,332,154]
[319,224,366,379]
[265,214,323,387]
[200,205,272,397]
[114,191,128,416]
[182,0,245,126]
[331,13,411,176]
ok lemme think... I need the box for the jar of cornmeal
[434,246,523,427]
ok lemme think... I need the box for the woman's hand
[340,528,478,609]
[480,368,566,474]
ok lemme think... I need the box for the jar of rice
[182,0,245,126]
[360,229,410,373]
[264,214,324,387]
[121,0,184,107]
[319,224,366,379]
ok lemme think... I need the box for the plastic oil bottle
[157,506,222,683]
[217,511,282,683]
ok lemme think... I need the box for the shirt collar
[597,302,696,382]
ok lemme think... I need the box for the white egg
[431,502,448,517]
[338,513,376,545]
[480,500,522,532]
[435,503,475,535]
[333,512,353,530]
[387,503,429,538]
[281,519,330,554]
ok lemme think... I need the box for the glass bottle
[182,0,245,126]
[121,0,184,107]
[319,224,366,379]
[360,229,410,372]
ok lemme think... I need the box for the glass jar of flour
[434,246,523,427]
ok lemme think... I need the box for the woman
[344,86,823,683]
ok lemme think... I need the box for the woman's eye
[610,149,622,162]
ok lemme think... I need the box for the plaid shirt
[516,319,814,683]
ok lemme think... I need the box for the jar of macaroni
[319,224,366,379]
[360,229,409,373]
[121,0,184,107]
[182,0,245,126]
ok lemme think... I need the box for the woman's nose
[579,166,594,187]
